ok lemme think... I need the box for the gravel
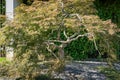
[52,61,120,80]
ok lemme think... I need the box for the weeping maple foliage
[0,0,120,79]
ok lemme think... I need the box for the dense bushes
[94,0,120,27]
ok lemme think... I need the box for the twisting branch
[48,33,91,44]
[57,0,65,40]
[45,42,59,60]
[92,34,101,55]
[70,13,82,22]
[63,30,68,39]
[63,29,80,40]
[68,33,90,42]
[69,33,79,39]
[46,32,92,59]
[45,0,100,59]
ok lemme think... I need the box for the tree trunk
[58,47,64,59]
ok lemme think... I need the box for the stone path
[0,61,120,80]
[52,61,120,80]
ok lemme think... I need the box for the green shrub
[94,0,120,27]
[65,37,96,60]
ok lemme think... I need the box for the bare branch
[92,34,101,55]
[69,33,79,39]
[63,30,69,39]
[47,40,67,44]
[48,33,91,44]
[70,13,82,22]
[68,33,91,42]
[45,42,59,59]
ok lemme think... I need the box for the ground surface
[0,61,120,80]
[52,61,120,80]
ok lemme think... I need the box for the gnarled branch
[48,33,91,44]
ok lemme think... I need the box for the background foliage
[0,0,5,28]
